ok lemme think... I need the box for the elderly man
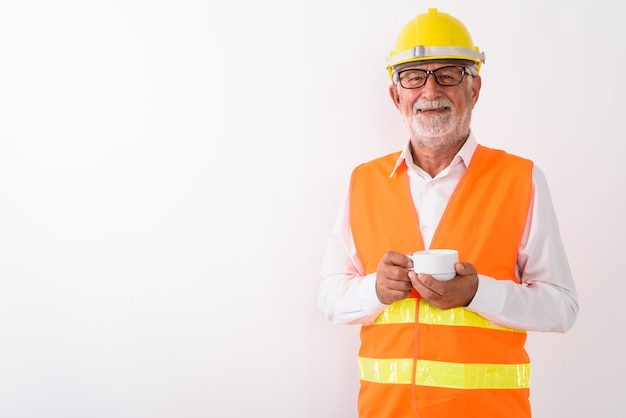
[319,8,578,418]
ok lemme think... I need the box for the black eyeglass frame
[396,65,472,89]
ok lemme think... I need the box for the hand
[409,262,479,309]
[375,251,414,305]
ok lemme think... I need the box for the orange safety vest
[349,145,534,418]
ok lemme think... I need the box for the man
[318,8,578,418]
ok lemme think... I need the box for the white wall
[0,1,623,417]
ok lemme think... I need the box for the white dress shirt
[319,134,579,332]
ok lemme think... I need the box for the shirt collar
[389,132,478,178]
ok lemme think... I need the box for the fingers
[375,251,413,305]
[410,264,479,309]
[382,250,414,269]
[409,271,442,297]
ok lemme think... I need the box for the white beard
[402,95,473,151]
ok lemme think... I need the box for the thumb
[455,262,477,276]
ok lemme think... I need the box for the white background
[0,1,624,417]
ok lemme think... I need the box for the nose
[420,73,442,99]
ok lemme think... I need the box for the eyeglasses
[396,66,471,89]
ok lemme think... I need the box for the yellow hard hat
[387,8,485,79]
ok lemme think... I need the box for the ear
[388,84,401,110]
[470,75,482,108]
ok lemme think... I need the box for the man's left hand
[409,262,479,309]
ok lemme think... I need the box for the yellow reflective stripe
[359,357,530,389]
[372,298,416,324]
[420,304,521,332]
[373,298,521,332]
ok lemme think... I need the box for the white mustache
[413,98,453,113]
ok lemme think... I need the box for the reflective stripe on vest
[373,298,522,332]
[359,357,531,389]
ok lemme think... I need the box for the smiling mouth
[418,106,449,112]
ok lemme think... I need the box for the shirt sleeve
[318,188,388,325]
[465,166,579,332]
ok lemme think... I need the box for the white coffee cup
[409,249,458,281]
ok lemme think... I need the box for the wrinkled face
[389,61,481,150]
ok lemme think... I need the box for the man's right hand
[375,250,414,305]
